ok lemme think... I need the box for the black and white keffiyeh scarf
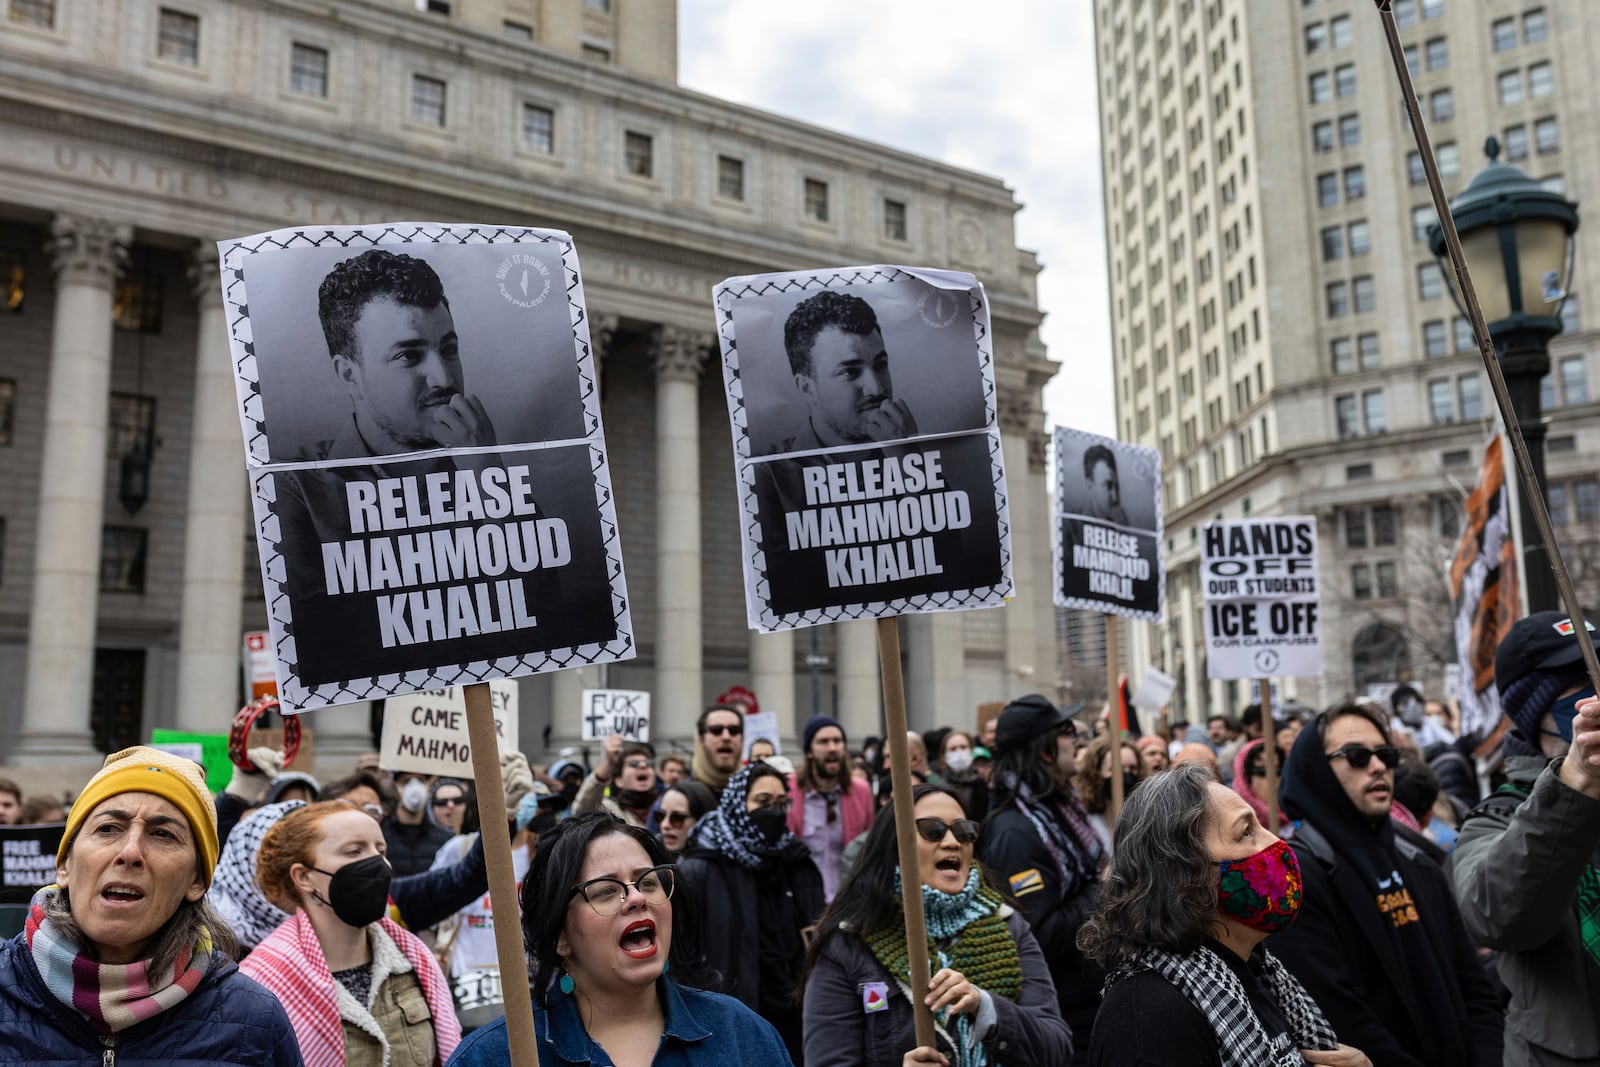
[1000,774,1104,900]
[207,799,306,950]
[685,763,799,870]
[1114,945,1338,1067]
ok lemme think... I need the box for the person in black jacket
[1268,703,1504,1066]
[675,761,825,1063]
[975,694,1105,1063]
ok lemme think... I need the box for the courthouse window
[157,8,199,65]
[290,43,328,97]
[804,178,830,223]
[0,378,14,445]
[113,272,163,334]
[884,199,908,241]
[522,104,554,153]
[107,394,156,459]
[717,155,744,200]
[411,75,446,126]
[8,0,54,27]
[502,20,532,41]
[624,131,653,178]
[99,527,148,593]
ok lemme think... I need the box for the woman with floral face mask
[243,801,461,1066]
[1078,764,1371,1067]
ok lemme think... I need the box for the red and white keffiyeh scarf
[240,909,460,1067]
[25,886,214,1034]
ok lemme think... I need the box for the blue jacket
[445,978,793,1067]
[0,931,304,1066]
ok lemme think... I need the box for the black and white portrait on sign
[245,240,584,463]
[219,223,634,712]
[715,265,1012,634]
[1053,426,1164,622]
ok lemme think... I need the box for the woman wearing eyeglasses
[243,800,461,1066]
[656,781,716,859]
[445,812,793,1066]
[800,784,1071,1067]
[674,761,826,1063]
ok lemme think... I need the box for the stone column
[749,630,795,741]
[652,326,710,745]
[998,390,1041,692]
[173,242,248,732]
[903,613,966,733]
[834,619,881,741]
[17,214,131,758]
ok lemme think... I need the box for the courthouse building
[1094,0,1600,716]
[0,0,1057,778]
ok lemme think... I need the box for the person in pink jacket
[787,715,875,901]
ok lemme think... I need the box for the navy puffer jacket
[0,930,304,1066]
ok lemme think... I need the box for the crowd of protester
[3,609,1599,1064]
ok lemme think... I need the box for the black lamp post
[1428,137,1579,613]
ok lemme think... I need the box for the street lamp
[1428,137,1580,613]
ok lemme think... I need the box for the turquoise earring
[559,972,575,995]
[662,959,670,976]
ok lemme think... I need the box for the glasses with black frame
[702,722,743,738]
[914,817,981,844]
[569,865,676,916]
[1325,744,1401,770]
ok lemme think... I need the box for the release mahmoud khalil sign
[1202,517,1323,679]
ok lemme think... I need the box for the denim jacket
[444,978,793,1067]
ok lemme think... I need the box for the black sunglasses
[1326,744,1400,770]
[914,817,980,844]
[703,723,743,737]
[661,810,692,827]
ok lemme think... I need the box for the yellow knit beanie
[59,746,220,886]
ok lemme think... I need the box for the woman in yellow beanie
[0,745,304,1065]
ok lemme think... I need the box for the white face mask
[399,778,428,814]
[944,749,974,775]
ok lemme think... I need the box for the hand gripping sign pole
[877,618,939,1050]
[464,682,538,1067]
[1374,0,1600,688]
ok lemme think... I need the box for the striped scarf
[25,885,213,1034]
[1002,775,1104,900]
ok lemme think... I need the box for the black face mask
[528,810,559,835]
[313,855,393,928]
[1121,772,1140,797]
[749,808,788,846]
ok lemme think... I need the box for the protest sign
[380,680,519,777]
[1052,427,1163,621]
[742,711,781,757]
[579,689,651,742]
[218,224,634,712]
[1,824,65,905]
[713,265,1012,632]
[1201,517,1323,679]
[243,630,277,699]
[148,729,233,792]
[1131,666,1176,712]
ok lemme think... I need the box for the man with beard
[784,714,873,901]
[572,732,659,827]
[978,694,1105,1063]
[693,703,746,798]
[1268,703,1503,1065]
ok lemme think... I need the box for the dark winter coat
[0,929,304,1066]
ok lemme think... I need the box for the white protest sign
[380,680,520,777]
[1442,663,1462,701]
[580,689,651,742]
[218,224,635,712]
[742,711,782,757]
[1131,666,1176,711]
[1053,427,1164,621]
[1202,517,1323,679]
[713,265,1012,633]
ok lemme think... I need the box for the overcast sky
[678,0,1114,437]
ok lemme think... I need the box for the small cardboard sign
[380,681,519,777]
[1,824,66,905]
[243,630,277,700]
[579,689,651,742]
[742,711,781,758]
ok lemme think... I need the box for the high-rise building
[1092,0,1600,717]
[0,0,1057,783]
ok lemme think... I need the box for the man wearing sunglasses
[1452,611,1600,1066]
[1270,703,1503,1065]
[691,704,746,799]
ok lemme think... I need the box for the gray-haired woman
[1078,763,1370,1067]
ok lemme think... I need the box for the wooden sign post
[1259,680,1279,829]
[1105,616,1124,830]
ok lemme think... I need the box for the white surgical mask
[399,778,428,814]
[944,749,973,775]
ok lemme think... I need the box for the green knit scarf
[863,868,1023,1004]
